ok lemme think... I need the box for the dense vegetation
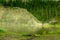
[0,0,59,22]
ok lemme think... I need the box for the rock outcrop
[0,7,42,34]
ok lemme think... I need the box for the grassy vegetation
[0,30,60,40]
